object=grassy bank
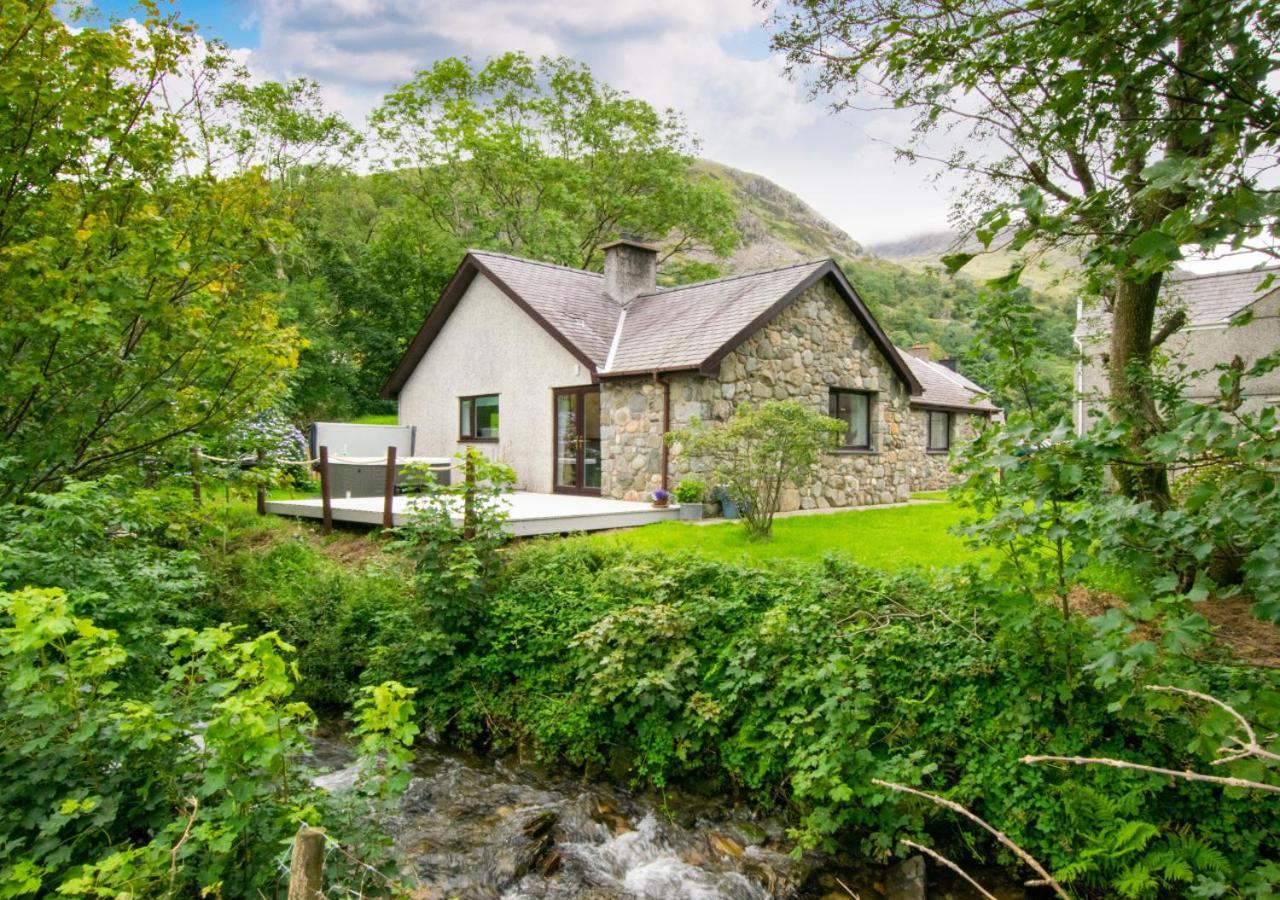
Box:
[589,500,983,570]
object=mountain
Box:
[692,161,1076,411]
[868,229,1083,299]
[694,160,1073,351]
[694,160,866,270]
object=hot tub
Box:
[324,456,453,499]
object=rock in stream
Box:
[309,736,1023,900]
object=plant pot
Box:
[720,498,739,519]
[651,500,669,509]
[677,503,703,521]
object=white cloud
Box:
[235,0,959,243]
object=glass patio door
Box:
[553,386,601,494]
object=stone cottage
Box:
[382,241,999,508]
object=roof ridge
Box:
[1170,263,1280,283]
[467,248,603,278]
[637,257,830,297]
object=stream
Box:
[309,734,1026,900]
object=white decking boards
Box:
[264,491,679,537]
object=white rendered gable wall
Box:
[397,274,589,493]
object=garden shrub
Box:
[385,540,1279,896]
[206,534,413,711]
[0,587,415,898]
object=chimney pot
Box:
[939,357,957,372]
[603,238,658,307]
[908,343,931,361]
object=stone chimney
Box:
[602,238,658,307]
[908,343,931,361]
[938,357,958,372]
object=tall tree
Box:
[0,2,300,499]
[369,52,739,271]
[766,0,1280,506]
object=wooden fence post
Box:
[191,447,203,506]
[255,449,266,516]
[287,827,325,900]
[463,454,476,541]
[382,445,396,530]
[319,446,332,535]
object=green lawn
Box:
[589,501,984,571]
[351,413,398,425]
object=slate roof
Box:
[607,260,830,373]
[1076,265,1280,336]
[383,250,997,415]
[902,353,1000,412]
[469,252,616,367]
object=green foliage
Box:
[957,285,1074,421]
[673,479,707,504]
[0,480,211,682]
[769,0,1279,506]
[1,588,305,897]
[370,52,738,270]
[0,5,300,499]
[671,400,843,539]
[353,682,420,807]
[379,542,1278,894]
[954,418,1099,611]
[204,529,414,711]
[382,449,516,666]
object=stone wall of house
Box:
[601,278,922,508]
[599,378,666,501]
[906,409,988,492]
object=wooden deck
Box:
[263,491,681,537]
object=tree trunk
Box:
[1108,272,1173,510]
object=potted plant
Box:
[712,485,740,519]
[650,488,671,508]
[674,479,705,520]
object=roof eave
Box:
[910,399,999,414]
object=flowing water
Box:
[310,734,1023,900]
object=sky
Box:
[78,1,1270,271]
[81,0,961,248]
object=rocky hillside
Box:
[694,160,866,271]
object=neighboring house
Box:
[382,240,999,509]
[1075,266,1280,433]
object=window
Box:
[829,389,872,449]
[927,410,951,451]
[459,394,499,441]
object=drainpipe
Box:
[656,372,671,492]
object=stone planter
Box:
[677,503,703,521]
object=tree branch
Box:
[871,780,1072,899]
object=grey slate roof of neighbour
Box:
[383,249,997,414]
[1076,265,1280,336]
[902,353,1000,412]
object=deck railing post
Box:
[287,827,325,899]
[319,446,332,535]
[382,445,396,531]
[191,447,202,506]
[255,449,267,516]
[463,455,476,541]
